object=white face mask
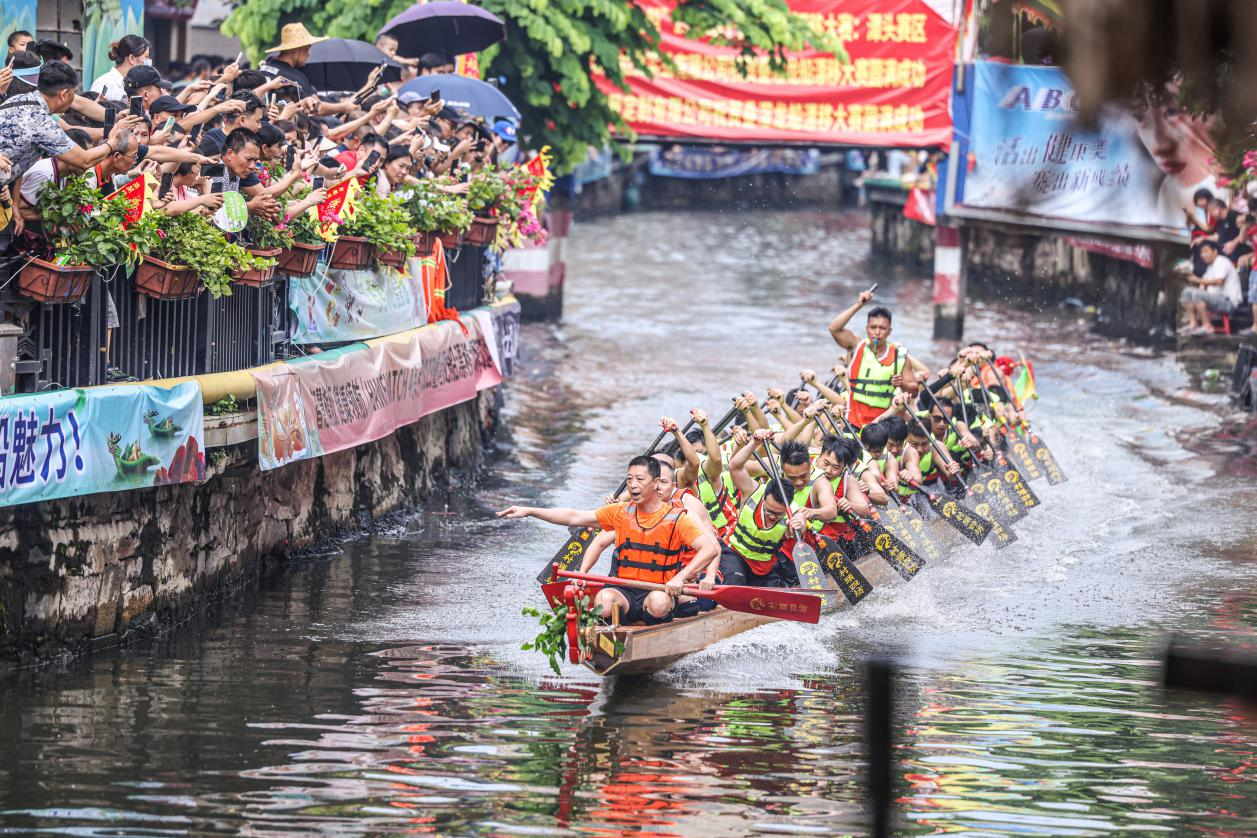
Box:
[141,57,152,66]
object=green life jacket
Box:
[944,429,973,464]
[847,338,904,409]
[728,484,789,569]
[898,448,935,497]
[696,463,731,529]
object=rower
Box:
[498,456,719,624]
[827,288,930,428]
[927,396,981,476]
[719,431,827,588]
[897,418,963,512]
[809,435,875,552]
[880,415,909,459]
[854,422,898,505]
[674,409,738,539]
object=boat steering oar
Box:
[557,570,822,624]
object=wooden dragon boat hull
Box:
[584,608,777,676]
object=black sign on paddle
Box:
[812,534,872,605]
[1030,435,1068,485]
[970,498,1018,549]
[536,527,595,584]
[926,493,994,546]
[1001,465,1041,513]
[864,520,925,580]
[1008,436,1045,481]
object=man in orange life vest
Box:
[827,288,930,428]
[498,456,720,625]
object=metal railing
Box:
[7,244,490,394]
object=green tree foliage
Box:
[223,0,844,172]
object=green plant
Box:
[148,213,268,298]
[36,175,155,267]
[521,592,624,675]
[403,178,474,233]
[287,211,327,246]
[208,394,239,415]
[341,183,416,261]
[245,213,295,251]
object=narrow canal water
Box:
[3,210,1257,836]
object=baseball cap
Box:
[123,65,163,94]
[492,119,517,144]
[149,95,195,116]
[398,91,425,105]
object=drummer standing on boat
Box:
[827,288,930,428]
[498,456,720,624]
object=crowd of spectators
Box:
[1182,186,1257,336]
[0,24,523,378]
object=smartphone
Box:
[377,86,392,98]
[429,89,440,102]
[216,87,228,102]
[285,144,296,169]
[129,96,143,117]
[158,171,174,198]
[266,93,276,109]
[160,116,175,133]
[210,181,224,194]
[200,162,225,179]
[103,105,117,134]
[188,124,204,144]
[866,282,879,295]
[318,155,340,169]
[362,149,381,170]
[312,176,325,190]
[235,51,245,67]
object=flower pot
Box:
[464,216,499,247]
[232,247,281,288]
[412,231,438,253]
[17,258,95,303]
[329,235,375,271]
[438,230,463,251]
[135,256,201,300]
[276,241,324,278]
[376,246,409,270]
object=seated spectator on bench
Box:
[1182,240,1243,334]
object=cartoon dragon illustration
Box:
[143,410,183,437]
[107,431,160,477]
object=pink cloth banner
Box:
[254,305,512,471]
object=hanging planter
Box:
[232,247,281,287]
[17,258,95,303]
[438,230,463,251]
[275,241,324,278]
[376,246,409,270]
[463,216,499,247]
[412,231,438,253]
[328,235,375,271]
[134,256,201,300]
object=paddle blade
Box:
[927,493,993,546]
[865,521,925,580]
[1008,435,1045,481]
[1029,435,1067,484]
[708,584,822,624]
[999,463,1041,513]
[812,534,873,605]
[883,506,942,563]
[968,469,1027,524]
[541,580,605,610]
[536,527,596,585]
[969,498,1018,549]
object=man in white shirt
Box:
[1182,240,1242,334]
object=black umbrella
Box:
[378,2,506,58]
[303,38,402,92]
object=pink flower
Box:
[156,229,167,239]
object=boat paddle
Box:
[976,359,1067,485]
[557,570,822,624]
[969,362,1049,483]
[818,404,944,563]
[752,445,846,605]
[840,470,925,581]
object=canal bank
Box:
[2,208,1254,835]
[0,297,521,666]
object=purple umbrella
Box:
[378,2,506,58]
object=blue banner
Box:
[648,146,821,180]
[958,61,1217,236]
[288,261,429,344]
[0,383,205,508]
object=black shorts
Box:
[674,596,718,618]
[717,545,799,589]
[606,585,673,625]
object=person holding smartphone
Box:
[122,65,164,113]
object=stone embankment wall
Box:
[0,391,498,665]
[867,183,934,267]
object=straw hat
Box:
[266,23,328,54]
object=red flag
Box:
[106,175,148,228]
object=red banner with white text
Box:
[599,0,960,147]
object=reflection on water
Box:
[2,210,1257,835]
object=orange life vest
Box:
[612,502,689,584]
